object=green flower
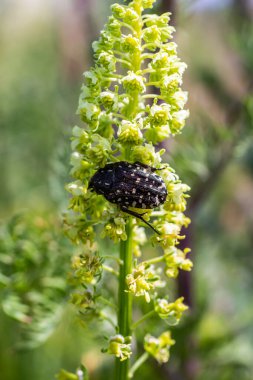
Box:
[107,334,132,361]
[71,126,89,152]
[70,289,95,310]
[155,297,188,325]
[142,0,156,8]
[126,263,164,303]
[144,331,175,364]
[101,217,127,242]
[122,72,146,93]
[118,120,143,145]
[164,247,193,278]
[132,143,164,166]
[122,35,141,53]
[143,25,161,44]
[70,253,103,285]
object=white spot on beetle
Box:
[132,188,136,194]
[132,201,137,207]
[142,204,146,209]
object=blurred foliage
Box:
[0,1,253,380]
[0,211,72,349]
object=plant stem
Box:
[128,352,149,378]
[131,310,156,330]
[115,219,133,380]
[115,2,142,379]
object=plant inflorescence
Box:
[63,0,192,378]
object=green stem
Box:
[115,2,142,379]
[99,311,117,329]
[131,310,156,330]
[144,254,165,266]
[115,219,133,380]
[128,353,149,378]
[102,264,119,277]
[98,296,117,310]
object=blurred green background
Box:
[1,0,253,379]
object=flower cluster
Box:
[64,0,192,368]
[70,252,103,285]
[155,297,188,325]
[164,246,193,278]
[65,0,190,245]
[107,334,132,361]
[126,262,164,303]
[144,331,175,364]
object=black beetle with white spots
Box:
[88,161,167,234]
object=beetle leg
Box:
[120,206,160,235]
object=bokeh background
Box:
[1,0,253,379]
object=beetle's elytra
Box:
[88,161,167,234]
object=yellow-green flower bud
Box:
[122,71,146,93]
[132,143,163,166]
[145,125,170,144]
[118,120,143,144]
[143,25,161,44]
[142,0,156,9]
[71,126,89,151]
[170,90,188,110]
[121,34,140,53]
[107,16,121,37]
[101,217,127,242]
[107,334,132,361]
[126,263,164,303]
[84,70,98,86]
[144,331,175,364]
[151,51,170,69]
[78,101,100,124]
[124,8,139,23]
[111,4,126,19]
[99,91,116,110]
[97,51,116,72]
[164,246,193,278]
[170,110,190,134]
[66,181,86,197]
[155,297,188,325]
[150,103,171,125]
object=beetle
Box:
[88,161,167,234]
